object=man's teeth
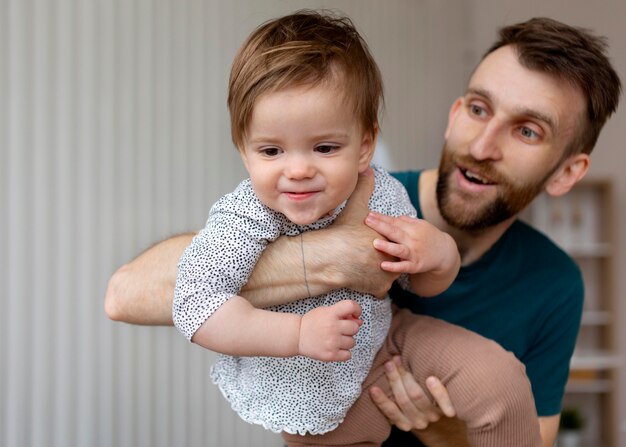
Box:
[464,170,490,184]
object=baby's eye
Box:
[261,147,281,157]
[315,144,339,154]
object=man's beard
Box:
[435,146,551,231]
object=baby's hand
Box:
[366,212,456,274]
[365,212,460,296]
[298,300,362,362]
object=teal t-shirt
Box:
[389,170,583,417]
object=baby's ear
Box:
[545,153,590,197]
[358,129,377,172]
[239,148,250,171]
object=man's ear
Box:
[358,127,378,172]
[545,153,590,197]
[444,97,464,139]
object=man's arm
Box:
[104,233,194,325]
[103,229,376,325]
[539,415,559,447]
[104,171,397,324]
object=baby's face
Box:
[239,83,375,225]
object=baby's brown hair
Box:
[228,10,383,149]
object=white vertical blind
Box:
[0,1,468,446]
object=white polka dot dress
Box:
[173,165,416,435]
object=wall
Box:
[0,1,468,446]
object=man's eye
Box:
[315,145,338,154]
[261,147,280,156]
[520,127,539,140]
[470,104,486,117]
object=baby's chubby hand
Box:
[298,300,362,362]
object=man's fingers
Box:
[426,376,456,417]
[352,168,375,206]
[392,361,434,412]
[385,360,414,410]
[369,386,413,432]
[387,358,445,427]
[337,169,374,224]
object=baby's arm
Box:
[364,212,460,296]
[191,296,362,362]
[173,188,363,362]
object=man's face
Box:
[437,45,586,231]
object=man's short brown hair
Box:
[228,10,383,149]
[485,17,621,156]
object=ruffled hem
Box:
[237,411,344,436]
[212,374,350,435]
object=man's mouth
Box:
[460,167,495,185]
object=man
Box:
[105,17,621,447]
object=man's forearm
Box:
[104,233,195,325]
[103,229,343,323]
[105,224,390,323]
[243,229,347,307]
[103,229,347,323]
[104,171,386,321]
[245,219,397,307]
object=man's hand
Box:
[225,170,400,309]
[298,300,362,362]
[316,169,399,297]
[369,356,456,431]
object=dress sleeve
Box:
[173,184,281,340]
[370,165,417,219]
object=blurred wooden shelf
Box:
[526,180,618,447]
[570,352,621,370]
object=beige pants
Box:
[282,308,542,447]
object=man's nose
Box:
[468,122,503,161]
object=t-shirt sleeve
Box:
[173,184,281,340]
[522,268,584,416]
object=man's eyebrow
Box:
[515,107,557,133]
[466,87,556,132]
[466,87,490,100]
